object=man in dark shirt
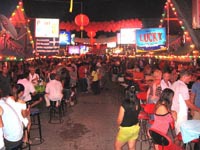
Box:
[0,66,11,97]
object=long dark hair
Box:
[124,94,140,111]
[12,84,24,102]
[156,88,174,111]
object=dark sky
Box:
[21,0,165,22]
[0,0,166,37]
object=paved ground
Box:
[28,81,150,150]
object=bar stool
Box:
[49,100,63,124]
[137,104,155,150]
[60,99,67,116]
[136,91,147,109]
[137,110,150,150]
[30,108,44,145]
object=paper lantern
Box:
[87,31,96,38]
[75,14,89,30]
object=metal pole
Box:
[81,1,83,38]
[167,0,170,52]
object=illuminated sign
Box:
[59,31,71,45]
[117,28,140,44]
[80,45,89,54]
[35,18,59,38]
[68,46,80,54]
[136,28,167,52]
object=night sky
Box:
[0,0,166,37]
[19,0,166,22]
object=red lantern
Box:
[90,38,95,45]
[75,14,89,30]
[87,31,96,38]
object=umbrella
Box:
[0,14,18,39]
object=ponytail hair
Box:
[12,84,24,102]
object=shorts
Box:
[116,124,140,143]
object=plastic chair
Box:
[144,103,155,125]
[136,91,147,109]
[137,104,155,150]
[137,110,150,150]
[149,128,172,150]
[177,132,199,150]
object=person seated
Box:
[147,69,162,104]
[150,88,178,150]
[6,84,31,146]
[29,66,39,86]
[17,72,43,108]
[0,90,23,149]
[45,73,63,108]
[0,106,5,150]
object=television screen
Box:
[71,34,75,45]
[68,46,80,54]
[35,18,59,38]
[59,31,71,45]
[80,45,89,54]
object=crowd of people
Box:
[114,57,200,150]
[0,56,199,149]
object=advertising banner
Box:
[35,37,59,53]
[35,18,59,38]
[59,31,71,45]
[136,28,167,52]
[117,28,140,44]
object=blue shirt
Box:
[191,81,200,107]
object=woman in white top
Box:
[0,106,5,150]
[6,84,30,145]
[0,97,23,149]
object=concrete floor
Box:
[27,82,151,150]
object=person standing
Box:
[115,95,141,150]
[0,66,11,97]
[91,65,101,95]
[161,71,172,90]
[190,76,200,120]
[171,70,200,143]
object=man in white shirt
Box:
[45,73,63,107]
[29,66,39,86]
[17,72,42,107]
[171,70,200,144]
[161,71,172,90]
[17,72,36,103]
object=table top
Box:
[180,120,200,143]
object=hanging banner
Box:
[192,0,200,29]
[136,28,167,52]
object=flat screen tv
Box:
[68,46,80,54]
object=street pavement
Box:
[28,82,150,150]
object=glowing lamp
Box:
[75,14,89,30]
[87,31,96,38]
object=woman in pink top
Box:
[150,88,177,150]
